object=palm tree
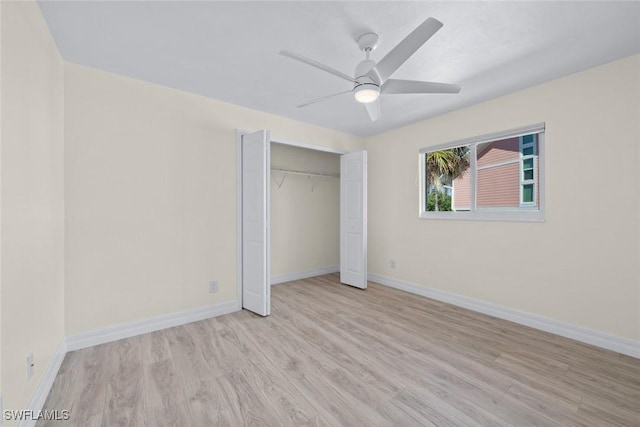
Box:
[426,147,470,211]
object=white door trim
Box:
[271,136,348,155]
[236,130,244,310]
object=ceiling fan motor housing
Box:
[355,59,380,86]
[354,59,380,103]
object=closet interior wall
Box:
[270,143,340,281]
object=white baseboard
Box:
[65,300,239,352]
[18,339,67,427]
[368,273,640,359]
[271,266,339,285]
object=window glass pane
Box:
[524,169,534,180]
[477,136,519,168]
[523,158,534,169]
[425,145,471,211]
[522,134,534,144]
[477,163,520,209]
[522,146,534,156]
[522,184,534,203]
[477,137,524,209]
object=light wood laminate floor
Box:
[40,274,640,426]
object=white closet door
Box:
[242,130,270,316]
[340,151,367,289]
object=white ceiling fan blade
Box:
[373,17,443,82]
[280,50,354,83]
[364,98,381,122]
[297,90,353,108]
[382,79,461,94]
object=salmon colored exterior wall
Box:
[477,162,520,207]
[477,137,520,167]
[453,170,471,210]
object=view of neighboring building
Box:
[452,134,539,211]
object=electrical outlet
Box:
[208,280,219,293]
[27,353,34,380]
[390,259,396,269]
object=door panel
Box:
[340,151,367,289]
[242,130,270,315]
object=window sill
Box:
[419,210,545,222]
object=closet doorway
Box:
[271,142,341,286]
[237,130,367,316]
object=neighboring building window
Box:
[419,124,544,221]
[520,134,537,206]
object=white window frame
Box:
[419,123,545,222]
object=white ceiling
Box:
[38,1,640,137]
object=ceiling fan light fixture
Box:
[354,84,380,103]
[281,17,459,122]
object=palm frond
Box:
[426,147,470,187]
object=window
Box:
[520,135,537,206]
[419,123,544,221]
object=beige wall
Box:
[0,0,4,404]
[64,63,363,335]
[0,0,4,403]
[1,0,65,419]
[271,144,340,278]
[367,54,640,341]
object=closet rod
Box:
[271,168,339,179]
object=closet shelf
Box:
[271,168,339,179]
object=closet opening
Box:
[270,142,342,285]
[237,130,367,316]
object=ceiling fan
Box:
[280,17,461,122]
